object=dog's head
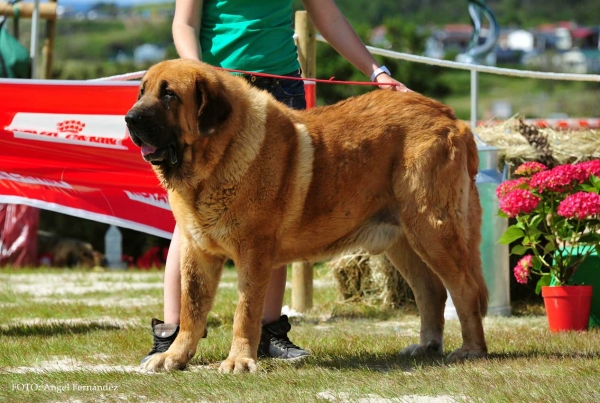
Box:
[125,59,232,170]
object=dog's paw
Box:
[218,357,258,374]
[446,347,487,363]
[399,342,443,358]
[141,352,188,372]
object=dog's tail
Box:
[460,121,489,317]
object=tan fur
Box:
[126,59,488,373]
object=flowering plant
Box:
[497,160,600,293]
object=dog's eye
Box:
[159,80,178,102]
[161,87,177,99]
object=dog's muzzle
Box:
[125,110,179,166]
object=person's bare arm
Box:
[173,0,203,60]
[301,0,409,91]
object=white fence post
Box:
[470,70,479,128]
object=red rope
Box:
[214,66,398,87]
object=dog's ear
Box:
[196,77,232,137]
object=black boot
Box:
[258,315,310,360]
[140,318,179,365]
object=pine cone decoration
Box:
[518,119,556,167]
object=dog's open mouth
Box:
[140,142,178,166]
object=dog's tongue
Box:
[141,143,157,156]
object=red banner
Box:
[0,78,174,239]
[0,204,40,266]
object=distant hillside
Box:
[294,0,600,28]
[57,0,600,28]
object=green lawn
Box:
[1,266,599,403]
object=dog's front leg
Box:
[219,253,272,374]
[143,241,225,372]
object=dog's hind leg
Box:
[395,146,487,361]
[142,241,225,372]
[398,198,488,362]
[385,235,447,357]
[393,125,487,361]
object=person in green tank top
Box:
[200,0,300,74]
[141,0,409,366]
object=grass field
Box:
[1,266,599,403]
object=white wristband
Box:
[370,66,391,82]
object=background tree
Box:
[315,17,450,105]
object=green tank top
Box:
[200,0,300,74]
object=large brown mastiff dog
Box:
[125,59,488,373]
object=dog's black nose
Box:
[125,110,142,126]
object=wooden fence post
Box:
[291,10,316,313]
[295,10,317,109]
[42,0,57,79]
[295,10,316,79]
[0,2,58,19]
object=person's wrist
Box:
[370,66,391,82]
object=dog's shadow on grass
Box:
[0,322,122,337]
[261,349,600,373]
[262,352,447,373]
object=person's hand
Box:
[375,74,410,92]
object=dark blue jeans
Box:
[244,70,306,111]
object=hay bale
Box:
[327,250,414,308]
[475,117,600,169]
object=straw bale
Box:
[475,117,600,169]
[327,250,414,308]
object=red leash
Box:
[214,66,399,87]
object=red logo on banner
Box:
[57,120,86,133]
[6,113,129,150]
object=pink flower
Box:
[514,255,532,284]
[530,164,588,193]
[514,162,548,177]
[557,191,600,219]
[499,189,541,217]
[496,177,530,198]
[575,159,600,180]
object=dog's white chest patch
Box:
[186,223,204,245]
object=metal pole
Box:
[470,69,478,129]
[30,0,41,78]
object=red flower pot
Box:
[542,285,593,332]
